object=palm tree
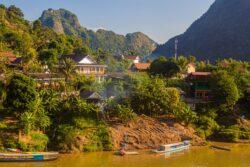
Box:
[20,112,36,135]
[59,58,77,82]
[27,97,51,132]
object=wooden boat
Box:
[152,140,190,154]
[210,145,231,151]
[123,151,139,155]
[0,152,59,162]
[115,150,139,156]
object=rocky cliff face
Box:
[152,0,250,61]
[40,9,157,56]
[40,8,81,35]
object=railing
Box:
[194,85,210,90]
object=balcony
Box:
[194,85,210,90]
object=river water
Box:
[1,143,250,167]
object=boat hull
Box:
[0,152,59,162]
[152,145,190,154]
[152,141,190,154]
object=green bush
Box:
[196,116,220,139]
[217,126,250,142]
[115,105,137,123]
[55,124,79,152]
[173,103,197,125]
[217,126,239,142]
[0,121,7,130]
[73,118,97,129]
[0,139,4,151]
[18,132,49,152]
[106,101,137,123]
[83,125,113,152]
[3,136,17,148]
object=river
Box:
[1,143,250,167]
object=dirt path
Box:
[109,115,205,150]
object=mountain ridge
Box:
[152,0,250,61]
[39,8,157,56]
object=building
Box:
[60,54,107,82]
[187,72,211,100]
[28,73,65,83]
[123,55,140,64]
[80,90,102,104]
[187,63,196,74]
[130,63,151,72]
[185,72,212,109]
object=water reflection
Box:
[1,143,250,167]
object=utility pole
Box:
[175,38,178,60]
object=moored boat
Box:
[152,140,190,154]
[0,152,59,162]
[115,150,139,156]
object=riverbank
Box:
[109,115,205,150]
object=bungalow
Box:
[60,54,107,82]
[131,63,151,72]
[80,90,102,104]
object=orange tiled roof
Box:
[190,72,211,76]
[134,63,151,70]
[0,51,18,63]
[125,56,139,60]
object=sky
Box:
[1,0,215,43]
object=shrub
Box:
[217,126,250,142]
[197,116,220,139]
[217,126,240,142]
[3,136,17,148]
[73,118,97,129]
[0,139,4,151]
[173,103,197,125]
[0,121,7,130]
[110,104,136,123]
[83,125,113,152]
[18,132,49,152]
[54,124,79,152]
[130,77,182,116]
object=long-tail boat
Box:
[152,140,190,154]
[0,152,59,162]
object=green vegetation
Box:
[39,9,157,57]
[0,4,249,153]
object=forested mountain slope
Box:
[152,0,250,61]
[40,9,157,56]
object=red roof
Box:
[125,55,139,60]
[190,72,211,76]
[0,51,18,63]
[133,63,151,70]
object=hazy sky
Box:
[1,0,215,43]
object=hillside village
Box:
[0,4,249,153]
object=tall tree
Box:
[149,57,180,77]
[4,73,37,116]
[210,70,239,113]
